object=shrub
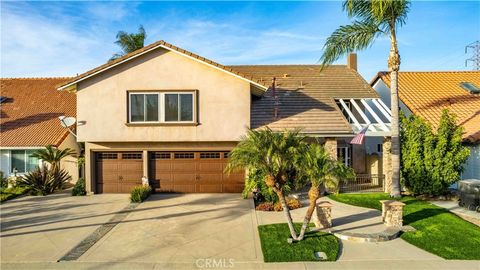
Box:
[72,178,86,196]
[130,185,152,203]
[400,110,470,195]
[256,198,302,212]
[17,165,71,196]
[273,198,302,211]
[255,202,274,211]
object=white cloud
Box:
[0,2,138,77]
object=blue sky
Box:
[1,1,479,81]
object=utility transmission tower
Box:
[465,40,480,70]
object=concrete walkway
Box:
[430,200,480,226]
[255,197,442,261]
[0,191,130,262]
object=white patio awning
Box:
[335,98,392,137]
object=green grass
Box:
[329,193,480,260]
[258,223,339,262]
[0,186,29,202]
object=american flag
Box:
[350,125,369,145]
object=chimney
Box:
[347,53,357,71]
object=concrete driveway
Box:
[0,191,130,262]
[79,194,262,264]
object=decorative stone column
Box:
[381,200,405,228]
[382,137,393,194]
[324,138,337,161]
[315,201,333,229]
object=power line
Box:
[465,40,480,70]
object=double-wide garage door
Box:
[95,151,244,193]
[149,151,244,193]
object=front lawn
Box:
[258,223,339,262]
[329,193,480,260]
[0,186,29,202]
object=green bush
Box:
[17,165,71,196]
[1,186,29,202]
[130,185,152,203]
[400,110,470,195]
[72,178,86,196]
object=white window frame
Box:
[128,91,196,124]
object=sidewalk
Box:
[430,200,480,226]
[2,259,479,270]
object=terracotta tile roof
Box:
[0,77,76,147]
[374,71,480,143]
[229,65,379,134]
[57,40,269,91]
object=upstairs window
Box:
[165,93,194,122]
[129,92,195,123]
[130,94,159,122]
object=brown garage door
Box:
[95,152,143,193]
[149,151,244,193]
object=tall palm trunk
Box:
[274,188,298,240]
[295,185,320,241]
[388,25,401,198]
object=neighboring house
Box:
[0,78,79,182]
[371,71,480,180]
[57,40,394,194]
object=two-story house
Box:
[57,40,393,194]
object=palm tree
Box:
[110,25,146,61]
[295,144,354,241]
[320,0,411,197]
[226,128,307,240]
[30,145,76,171]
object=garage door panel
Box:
[173,173,196,183]
[198,173,223,183]
[198,162,224,172]
[172,162,196,172]
[198,184,222,193]
[172,185,196,193]
[100,183,119,193]
[95,152,143,193]
[222,184,244,193]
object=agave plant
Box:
[18,164,71,196]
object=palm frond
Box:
[320,20,380,67]
[111,25,147,60]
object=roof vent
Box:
[460,82,480,94]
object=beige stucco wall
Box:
[76,48,252,143]
[58,133,80,183]
[84,141,239,193]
